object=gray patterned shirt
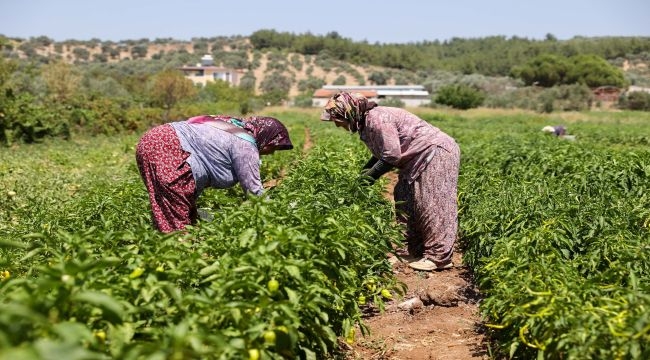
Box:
[170,121,263,196]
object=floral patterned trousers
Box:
[394,144,461,266]
[135,124,196,233]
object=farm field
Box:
[1,108,649,359]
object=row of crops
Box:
[0,114,405,360]
[444,112,650,359]
[2,109,650,359]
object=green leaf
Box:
[33,338,108,360]
[238,228,256,247]
[0,238,28,249]
[199,261,220,276]
[72,291,124,324]
[285,287,300,305]
[20,247,44,261]
[284,265,302,280]
[51,321,94,344]
[108,323,135,356]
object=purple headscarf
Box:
[320,92,378,133]
[243,116,293,151]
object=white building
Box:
[178,55,244,87]
[313,85,431,107]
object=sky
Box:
[1,0,649,44]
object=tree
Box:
[148,70,197,119]
[619,91,650,111]
[41,60,81,103]
[0,56,18,144]
[511,54,570,87]
[239,71,257,92]
[368,71,387,85]
[435,84,485,110]
[332,75,346,86]
[72,47,90,61]
[298,76,325,93]
[259,72,291,104]
[198,79,250,104]
[566,54,627,88]
[131,45,149,59]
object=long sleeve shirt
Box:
[359,107,458,183]
[169,121,263,196]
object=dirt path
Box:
[345,172,488,360]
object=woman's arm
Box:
[231,142,264,196]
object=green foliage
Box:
[0,57,73,145]
[197,79,249,104]
[1,93,70,144]
[289,54,303,71]
[484,84,593,112]
[259,72,291,103]
[367,71,387,85]
[297,76,325,93]
[83,76,132,101]
[539,84,594,112]
[250,30,650,76]
[3,108,650,359]
[511,54,570,87]
[292,94,313,108]
[441,111,650,359]
[0,118,404,359]
[3,33,650,145]
[238,71,257,92]
[332,75,346,86]
[434,84,485,109]
[223,51,250,69]
[619,91,650,111]
[512,54,628,88]
[41,61,82,103]
[567,54,628,87]
[72,47,90,61]
[147,69,197,114]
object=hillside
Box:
[2,34,650,116]
[2,37,393,97]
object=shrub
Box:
[435,84,485,109]
[542,84,593,112]
[619,91,650,111]
[293,94,314,107]
[332,75,346,85]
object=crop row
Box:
[448,114,650,359]
[0,119,403,359]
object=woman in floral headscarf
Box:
[136,114,293,232]
[321,92,460,271]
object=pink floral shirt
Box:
[359,107,457,183]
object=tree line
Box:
[249,30,650,76]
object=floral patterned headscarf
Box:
[188,114,293,151]
[320,92,378,133]
[243,116,294,151]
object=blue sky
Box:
[1,0,648,44]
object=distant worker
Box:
[542,125,576,140]
[320,92,460,271]
[136,114,294,232]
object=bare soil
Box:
[343,172,488,360]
